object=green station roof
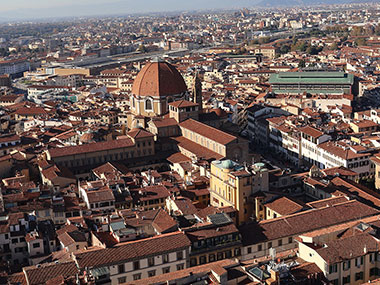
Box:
[269,72,354,85]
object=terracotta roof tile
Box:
[264,196,304,216]
[23,261,79,285]
[179,119,236,145]
[48,138,134,158]
[132,61,187,97]
[74,231,190,269]
[240,200,379,245]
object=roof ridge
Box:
[260,200,356,225]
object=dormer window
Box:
[145,98,153,111]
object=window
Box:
[148,257,154,266]
[225,250,232,258]
[148,270,156,277]
[176,251,183,260]
[370,267,378,276]
[133,261,140,270]
[343,275,350,284]
[355,272,364,281]
[118,277,126,284]
[133,274,141,281]
[177,263,184,271]
[268,242,272,249]
[278,239,282,246]
[258,244,262,251]
[343,260,350,271]
[162,267,170,274]
[118,264,125,274]
[145,98,153,111]
[329,264,337,274]
[163,254,169,263]
[288,237,292,243]
[209,254,215,262]
[247,247,252,254]
[190,258,197,266]
[355,256,364,267]
[11,238,18,244]
[331,279,338,285]
[217,252,224,260]
[32,243,40,248]
[199,255,207,264]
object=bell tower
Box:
[192,73,203,112]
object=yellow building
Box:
[209,160,269,225]
[210,160,252,225]
[370,154,380,190]
[254,46,276,59]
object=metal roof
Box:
[269,72,354,85]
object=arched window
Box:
[145,98,153,111]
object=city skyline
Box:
[0,0,259,21]
[1,2,380,284]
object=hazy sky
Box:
[0,0,258,20]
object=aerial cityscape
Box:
[2,1,380,284]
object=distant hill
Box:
[258,0,379,7]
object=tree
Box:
[330,42,339,50]
[258,36,271,44]
[279,44,291,54]
[306,45,323,55]
[355,38,367,46]
[291,40,307,52]
[298,59,306,68]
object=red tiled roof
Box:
[317,232,379,264]
[240,200,379,245]
[167,152,191,164]
[125,259,238,285]
[172,136,224,160]
[132,61,187,97]
[86,188,115,203]
[23,261,79,285]
[299,126,324,138]
[48,138,134,158]
[127,128,154,139]
[179,119,236,145]
[169,100,198,108]
[74,231,190,268]
[264,196,304,216]
[150,117,178,128]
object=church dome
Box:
[132,60,187,98]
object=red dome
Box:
[132,60,187,97]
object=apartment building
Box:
[74,232,191,284]
[178,119,249,163]
[45,132,155,175]
[239,200,379,261]
[297,216,380,284]
[209,159,269,224]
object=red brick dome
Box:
[132,60,187,97]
